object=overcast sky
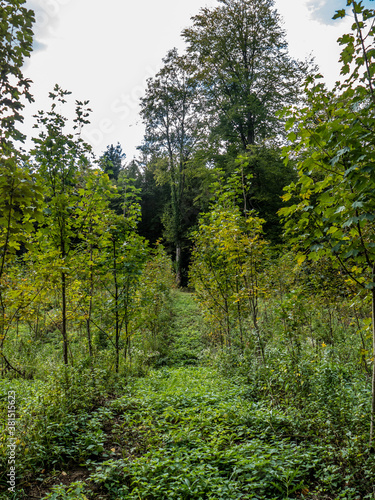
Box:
[21,0,373,161]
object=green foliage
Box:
[203,345,374,497]
[31,85,110,365]
[2,2,375,499]
[0,164,44,365]
[132,244,174,366]
[1,279,375,498]
[0,0,34,146]
[190,175,267,353]
[99,196,149,372]
[279,0,375,445]
[0,363,120,485]
[100,142,125,181]
[139,48,204,285]
[167,290,206,366]
[88,367,322,499]
[57,364,371,499]
[137,160,171,245]
[236,146,298,242]
[41,481,88,500]
[0,1,45,375]
[279,1,375,288]
[182,0,308,151]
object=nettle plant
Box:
[279,0,375,445]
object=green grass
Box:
[93,366,322,499]
[166,290,206,366]
[1,291,375,499]
[35,365,346,499]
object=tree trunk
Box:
[243,274,264,363]
[113,240,120,374]
[175,244,182,287]
[0,301,5,376]
[124,299,129,363]
[0,292,5,353]
[369,284,375,447]
[86,244,94,358]
[61,271,68,365]
[224,298,231,347]
[235,278,244,353]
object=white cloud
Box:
[305,0,375,25]
[275,0,353,87]
[305,0,343,25]
[26,0,73,53]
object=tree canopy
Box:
[183,0,308,152]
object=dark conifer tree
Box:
[100,143,125,180]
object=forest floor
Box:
[6,292,368,499]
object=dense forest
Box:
[1,0,375,498]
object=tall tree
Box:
[100,186,148,373]
[32,86,94,365]
[279,0,375,446]
[0,0,34,148]
[139,48,203,285]
[236,146,297,242]
[100,143,126,180]
[0,0,45,375]
[137,159,170,245]
[182,0,307,152]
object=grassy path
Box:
[167,291,206,366]
[16,292,333,499]
[84,366,321,500]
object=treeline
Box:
[0,3,175,375]
[1,82,175,374]
[3,0,375,496]
[2,0,375,443]
[129,0,309,283]
[0,0,308,373]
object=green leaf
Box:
[330,146,350,166]
[358,213,375,222]
[342,216,359,227]
[352,200,364,209]
[333,9,346,19]
[332,241,344,253]
[344,248,360,258]
[311,243,323,252]
[335,206,346,214]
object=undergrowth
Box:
[1,292,375,499]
